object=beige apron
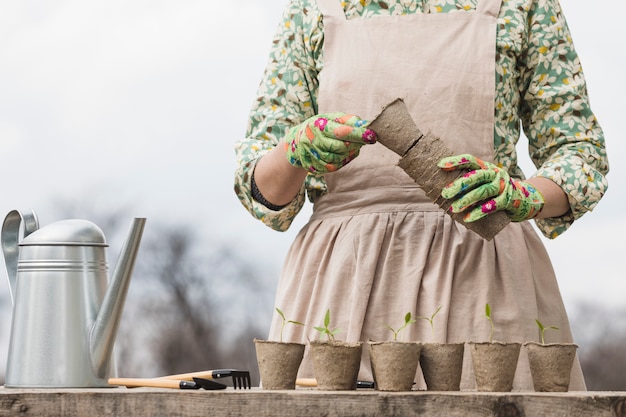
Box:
[268,0,585,391]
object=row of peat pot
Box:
[254,339,578,392]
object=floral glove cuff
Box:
[438,154,545,222]
[285,113,377,173]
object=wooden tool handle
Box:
[295,378,317,387]
[108,377,183,389]
[158,370,214,381]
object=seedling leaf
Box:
[386,312,417,341]
[275,307,304,343]
[315,309,340,342]
[535,318,559,345]
[485,303,494,343]
[416,305,442,340]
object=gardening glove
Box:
[285,113,377,173]
[438,154,545,222]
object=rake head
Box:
[210,369,251,389]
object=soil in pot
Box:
[419,342,464,391]
[368,341,421,391]
[469,342,521,392]
[254,339,305,390]
[524,342,578,392]
[309,340,362,390]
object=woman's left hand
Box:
[438,154,545,222]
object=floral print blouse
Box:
[234,0,609,239]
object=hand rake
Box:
[162,368,251,389]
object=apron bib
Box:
[317,0,498,201]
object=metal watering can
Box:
[1,209,146,387]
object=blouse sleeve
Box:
[233,0,325,231]
[519,0,609,238]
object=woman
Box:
[234,0,608,390]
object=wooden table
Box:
[1,387,625,416]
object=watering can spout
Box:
[90,217,146,377]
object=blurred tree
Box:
[580,336,626,391]
[570,302,626,391]
[116,224,272,385]
[132,225,223,374]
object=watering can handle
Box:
[1,209,39,305]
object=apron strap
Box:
[318,0,501,20]
[477,0,503,18]
[316,0,346,20]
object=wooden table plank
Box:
[1,388,625,417]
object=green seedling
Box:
[314,309,341,342]
[275,307,304,343]
[535,319,559,345]
[485,303,494,343]
[417,305,442,340]
[386,312,417,341]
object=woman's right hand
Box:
[285,113,377,173]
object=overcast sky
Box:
[0,0,623,339]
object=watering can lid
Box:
[20,219,108,246]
